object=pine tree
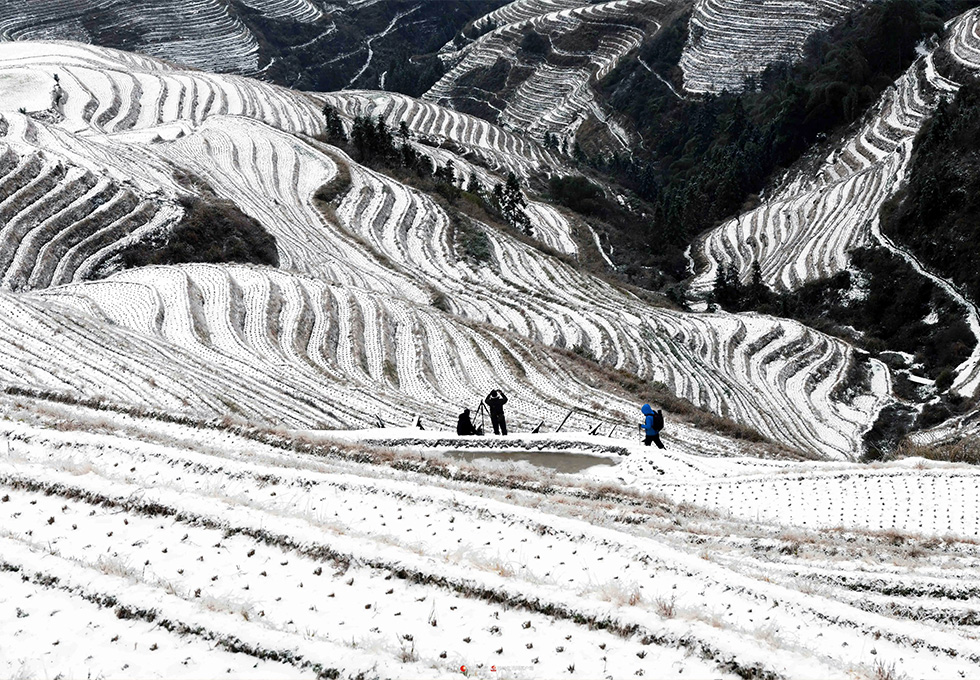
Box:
[351,115,372,160]
[747,261,769,306]
[466,173,483,195]
[322,104,347,144]
[750,261,764,289]
[496,172,532,236]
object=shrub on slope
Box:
[116,195,279,269]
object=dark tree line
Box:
[711,262,770,310]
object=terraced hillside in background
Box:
[690,9,980,405]
[0,0,503,93]
[425,0,679,149]
[679,0,870,93]
[0,39,892,458]
[0,0,303,74]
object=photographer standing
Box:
[485,389,509,435]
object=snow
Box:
[0,0,323,77]
[0,6,978,677]
[0,396,979,679]
[0,68,54,112]
[690,9,980,407]
[680,0,871,94]
[0,40,900,457]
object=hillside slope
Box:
[0,395,978,679]
[679,0,870,93]
[689,9,980,401]
[0,40,891,458]
[0,0,503,94]
[424,0,678,149]
[0,0,278,73]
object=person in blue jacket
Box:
[640,403,666,449]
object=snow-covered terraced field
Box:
[0,139,180,291]
[3,25,980,674]
[690,9,980,396]
[646,457,980,537]
[323,149,888,458]
[680,0,869,94]
[471,0,589,35]
[27,257,883,460]
[36,263,644,433]
[0,40,896,458]
[0,41,325,137]
[320,90,565,180]
[1,397,979,679]
[689,12,976,293]
[317,92,582,255]
[426,0,668,147]
[947,6,980,69]
[159,117,436,293]
[0,0,322,75]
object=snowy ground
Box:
[1,394,978,680]
[0,40,892,459]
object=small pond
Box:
[445,450,616,474]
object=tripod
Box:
[474,401,488,434]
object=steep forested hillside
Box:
[881,79,980,305]
[595,0,971,266]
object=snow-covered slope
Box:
[679,0,870,94]
[2,19,980,680]
[0,40,892,458]
[320,90,565,180]
[0,140,180,291]
[689,48,956,295]
[0,0,323,75]
[689,10,980,397]
[425,0,671,148]
[0,41,324,135]
[33,263,642,432]
[316,90,583,256]
[1,397,978,679]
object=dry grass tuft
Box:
[654,595,676,618]
[598,581,643,607]
[872,660,905,680]
[893,438,980,465]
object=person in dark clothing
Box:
[457,408,478,436]
[485,389,508,435]
[641,403,666,449]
